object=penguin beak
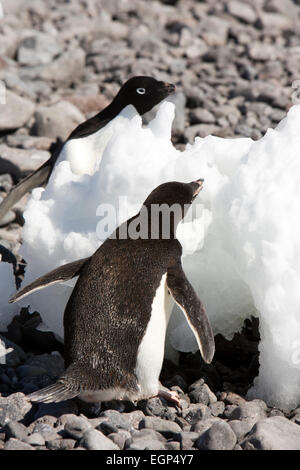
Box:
[160,82,176,94]
[191,179,204,199]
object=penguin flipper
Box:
[0,163,51,223]
[28,382,79,403]
[9,257,90,303]
[167,264,215,364]
[0,138,63,223]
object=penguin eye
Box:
[136,88,146,95]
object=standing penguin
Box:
[0,76,175,222]
[10,180,214,404]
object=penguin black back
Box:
[10,180,215,404]
[0,76,175,223]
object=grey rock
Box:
[248,43,278,62]
[227,400,267,423]
[17,32,62,66]
[39,48,85,87]
[24,432,45,446]
[229,419,255,441]
[191,417,223,433]
[138,396,174,420]
[258,12,293,31]
[199,17,229,47]
[195,420,237,450]
[0,31,19,58]
[124,410,145,429]
[127,429,166,450]
[183,403,211,425]
[33,422,55,435]
[268,409,285,418]
[0,173,13,192]
[99,410,133,434]
[0,91,35,131]
[5,420,28,441]
[188,378,216,405]
[0,144,50,175]
[4,438,35,450]
[5,134,53,151]
[210,401,225,417]
[80,429,119,450]
[64,415,92,440]
[242,416,300,450]
[139,416,181,438]
[47,439,76,450]
[227,1,257,24]
[0,393,32,427]
[34,101,85,140]
[108,430,131,450]
[177,431,200,443]
[165,441,181,450]
[189,108,216,125]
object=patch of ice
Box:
[5,101,300,409]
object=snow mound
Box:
[7,101,300,409]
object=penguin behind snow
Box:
[10,180,215,405]
[0,76,175,222]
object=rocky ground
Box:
[0,0,300,451]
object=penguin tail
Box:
[28,381,79,403]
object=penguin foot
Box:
[157,389,181,407]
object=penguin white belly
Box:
[135,273,174,399]
[56,126,114,176]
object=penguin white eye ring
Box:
[136,87,146,95]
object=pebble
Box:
[183,403,211,425]
[139,416,182,438]
[47,438,76,450]
[127,429,166,451]
[64,415,92,440]
[17,32,63,67]
[0,91,35,132]
[5,421,28,441]
[80,429,119,450]
[24,432,45,446]
[195,420,237,450]
[34,101,85,140]
[4,438,35,450]
[0,393,32,427]
[39,48,86,87]
[242,416,300,450]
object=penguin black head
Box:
[137,180,204,240]
[115,180,203,241]
[113,76,176,115]
[143,180,204,209]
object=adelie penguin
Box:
[10,180,215,405]
[0,76,175,222]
